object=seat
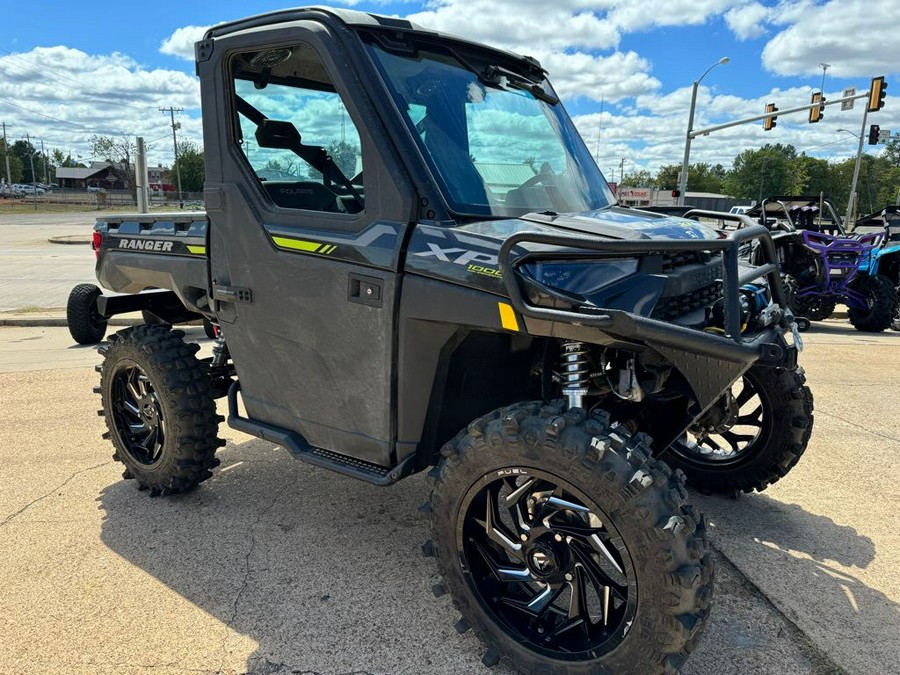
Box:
[262,181,346,213]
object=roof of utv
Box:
[201,6,543,72]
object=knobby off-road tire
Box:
[848,274,897,333]
[67,283,108,344]
[428,402,713,675]
[96,324,224,496]
[664,366,813,494]
[781,274,836,321]
[892,285,900,331]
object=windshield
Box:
[365,38,614,218]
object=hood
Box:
[446,206,721,243]
[519,206,722,241]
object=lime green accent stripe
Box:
[186,245,206,255]
[272,236,322,252]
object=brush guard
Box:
[796,230,884,310]
[498,219,795,369]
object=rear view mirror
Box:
[255,119,301,150]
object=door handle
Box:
[348,273,383,308]
[213,284,253,304]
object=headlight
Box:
[519,258,639,296]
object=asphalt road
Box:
[1,212,897,674]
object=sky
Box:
[0,0,896,182]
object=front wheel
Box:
[847,274,897,333]
[430,402,712,674]
[663,366,813,494]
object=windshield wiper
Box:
[480,65,559,105]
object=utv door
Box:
[200,23,415,467]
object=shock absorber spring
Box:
[211,334,230,368]
[560,341,590,410]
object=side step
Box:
[226,382,413,486]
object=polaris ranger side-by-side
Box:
[84,8,813,673]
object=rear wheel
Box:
[848,274,896,332]
[430,402,712,674]
[97,324,223,495]
[663,366,813,493]
[66,283,108,344]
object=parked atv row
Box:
[734,197,899,332]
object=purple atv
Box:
[784,229,897,332]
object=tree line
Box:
[0,135,206,193]
[620,141,900,215]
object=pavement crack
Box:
[0,460,111,528]
[219,488,285,670]
[817,409,900,444]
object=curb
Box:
[0,317,142,328]
[48,235,92,245]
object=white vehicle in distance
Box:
[729,205,752,215]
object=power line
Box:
[0,97,130,136]
[0,47,152,111]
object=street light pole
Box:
[678,57,729,206]
[819,63,830,97]
[839,107,869,226]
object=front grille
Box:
[661,252,698,272]
[651,281,723,321]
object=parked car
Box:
[18,184,45,195]
[729,205,752,214]
[86,186,106,193]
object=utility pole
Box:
[160,107,184,208]
[39,138,48,186]
[2,122,10,186]
[135,137,149,213]
[25,132,37,210]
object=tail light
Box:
[92,231,102,259]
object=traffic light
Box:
[763,102,778,130]
[868,124,880,145]
[867,76,887,112]
[808,92,825,123]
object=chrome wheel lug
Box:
[565,572,573,581]
[520,533,528,542]
[554,534,562,542]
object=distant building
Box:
[56,162,128,190]
[148,164,169,185]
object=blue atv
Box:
[743,197,897,332]
[853,205,900,331]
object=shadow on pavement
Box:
[97,439,507,675]
[695,491,898,674]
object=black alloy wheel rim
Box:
[675,373,767,464]
[458,469,637,661]
[110,362,166,465]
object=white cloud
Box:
[762,0,900,77]
[160,25,212,61]
[538,50,661,103]
[724,2,771,40]
[0,46,201,164]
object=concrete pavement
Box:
[0,212,99,312]
[0,332,839,674]
[2,211,897,674]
